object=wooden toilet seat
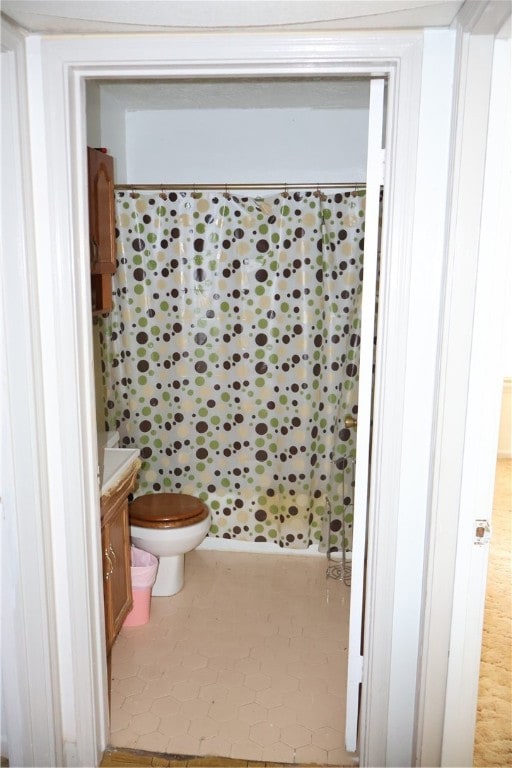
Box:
[129,492,209,529]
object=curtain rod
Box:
[114,182,366,192]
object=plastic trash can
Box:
[122,546,159,627]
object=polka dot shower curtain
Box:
[98,189,365,552]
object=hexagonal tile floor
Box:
[110,550,354,765]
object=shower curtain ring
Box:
[315,185,326,202]
[160,187,168,200]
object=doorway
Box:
[12,28,435,767]
[88,74,383,763]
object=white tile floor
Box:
[110,549,356,766]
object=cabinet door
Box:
[109,499,133,640]
[88,147,116,275]
[101,522,115,649]
[102,500,132,651]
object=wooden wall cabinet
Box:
[88,147,116,315]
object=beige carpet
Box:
[473,458,512,767]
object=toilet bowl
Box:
[129,492,211,596]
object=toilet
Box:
[129,493,211,596]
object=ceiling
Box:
[2,1,466,34]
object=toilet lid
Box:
[129,492,210,529]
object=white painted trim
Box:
[441,35,511,767]
[1,21,62,767]
[12,27,471,767]
[415,23,511,767]
[416,29,493,768]
[24,35,108,767]
[345,76,385,754]
[38,31,425,767]
[378,28,459,767]
[359,36,427,768]
[385,29,457,767]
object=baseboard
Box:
[198,536,354,561]
[198,536,325,557]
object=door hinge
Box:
[474,519,492,545]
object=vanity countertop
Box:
[100,447,140,497]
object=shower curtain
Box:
[98,188,365,551]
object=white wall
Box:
[86,81,127,179]
[86,81,101,146]
[99,88,127,181]
[501,274,512,374]
[124,106,368,184]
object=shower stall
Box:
[97,186,366,555]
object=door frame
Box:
[416,28,511,768]
[24,31,427,766]
[3,21,502,767]
[23,30,439,765]
[345,75,386,753]
[1,24,64,768]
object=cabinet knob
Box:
[344,415,358,429]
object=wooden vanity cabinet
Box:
[88,147,116,315]
[101,503,131,652]
[100,470,136,655]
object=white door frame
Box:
[23,31,428,766]
[3,19,506,767]
[345,76,386,753]
[443,40,511,765]
[1,23,63,768]
[416,27,512,767]
[413,11,511,765]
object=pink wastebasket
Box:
[122,546,159,627]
